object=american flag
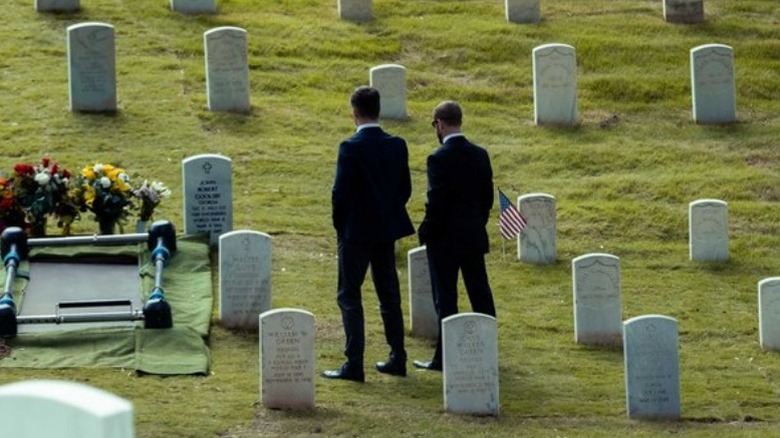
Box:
[498,189,526,240]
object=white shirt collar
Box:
[442,132,465,144]
[356,122,381,132]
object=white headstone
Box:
[688,199,728,262]
[442,313,499,416]
[758,278,780,351]
[664,0,704,24]
[369,64,407,120]
[260,309,315,410]
[204,27,250,113]
[506,0,540,24]
[0,380,134,438]
[533,43,577,126]
[171,0,216,14]
[182,154,233,245]
[623,315,681,420]
[36,0,79,11]
[690,44,736,124]
[408,246,437,340]
[67,22,117,112]
[572,253,622,346]
[219,230,272,330]
[338,0,372,21]
[517,193,556,264]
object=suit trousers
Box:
[426,244,496,364]
[337,239,406,367]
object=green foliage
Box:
[0,0,779,436]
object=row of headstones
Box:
[66,23,402,117]
[340,0,707,25]
[36,0,216,13]
[257,309,500,415]
[261,308,684,419]
[444,195,730,267]
[570,253,780,353]
[36,0,707,25]
[64,22,737,124]
[0,312,682,428]
[67,23,250,113]
[409,196,728,343]
[407,196,728,344]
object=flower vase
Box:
[98,218,116,235]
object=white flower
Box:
[151,181,171,198]
[34,172,51,186]
[119,172,130,183]
[93,163,104,174]
[99,176,111,189]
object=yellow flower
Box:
[84,185,96,205]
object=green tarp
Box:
[0,235,213,375]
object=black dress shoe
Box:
[375,358,407,377]
[322,363,365,382]
[412,359,442,371]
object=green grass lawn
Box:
[1,0,779,436]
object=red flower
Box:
[14,164,34,175]
[41,157,51,168]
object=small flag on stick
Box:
[498,189,526,240]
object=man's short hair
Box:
[350,86,381,120]
[433,101,462,127]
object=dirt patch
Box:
[745,154,772,168]
[0,338,11,361]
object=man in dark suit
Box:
[324,86,415,382]
[414,100,496,371]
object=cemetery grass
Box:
[0,0,779,436]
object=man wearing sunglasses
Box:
[415,100,496,371]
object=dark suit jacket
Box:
[419,135,494,254]
[332,126,415,244]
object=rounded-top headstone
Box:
[67,22,117,112]
[0,380,134,438]
[369,64,407,120]
[532,44,577,126]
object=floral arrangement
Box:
[133,180,172,222]
[71,163,136,234]
[2,158,74,235]
[0,158,170,236]
[0,176,25,232]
